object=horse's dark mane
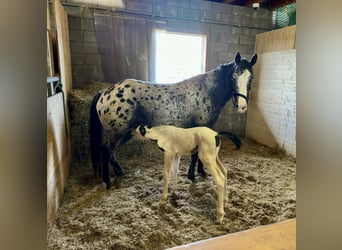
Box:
[207,61,236,119]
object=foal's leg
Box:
[216,155,228,208]
[170,156,181,195]
[160,153,174,205]
[200,155,226,224]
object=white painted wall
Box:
[246,49,296,156]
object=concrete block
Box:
[71,54,85,64]
[80,18,96,31]
[231,26,250,36]
[83,31,97,43]
[188,21,210,32]
[241,17,260,28]
[165,0,189,8]
[167,19,189,31]
[83,42,99,54]
[153,4,177,17]
[178,8,200,20]
[208,51,219,61]
[239,35,255,45]
[209,42,228,52]
[221,14,234,24]
[260,18,273,29]
[218,52,229,62]
[210,31,220,43]
[85,54,101,65]
[210,23,231,33]
[65,5,94,18]
[70,41,85,53]
[232,5,252,17]
[190,0,211,10]
[211,2,232,14]
[141,0,164,4]
[127,0,152,13]
[202,10,221,22]
[68,16,81,30]
[69,30,83,42]
[226,34,239,44]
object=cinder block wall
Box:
[246,49,296,156]
[59,0,274,135]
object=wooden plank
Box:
[54,0,72,95]
[47,93,70,224]
[255,25,296,54]
[47,0,51,30]
[168,219,296,250]
[54,0,72,139]
[47,29,55,77]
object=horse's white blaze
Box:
[236,69,251,113]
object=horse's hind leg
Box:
[102,145,112,189]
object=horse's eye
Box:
[233,73,238,79]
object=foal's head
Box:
[231,52,258,113]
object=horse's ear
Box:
[250,54,258,66]
[235,52,241,64]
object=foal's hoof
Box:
[159,199,167,206]
[216,217,224,225]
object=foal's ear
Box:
[250,54,258,66]
[235,52,241,64]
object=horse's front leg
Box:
[187,153,198,182]
[160,153,173,205]
[109,152,124,177]
[197,158,207,178]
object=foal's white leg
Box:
[216,156,228,208]
[160,153,173,205]
[200,155,226,224]
[171,155,181,195]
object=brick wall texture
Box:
[246,49,296,156]
[60,0,274,136]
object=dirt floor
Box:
[47,137,296,250]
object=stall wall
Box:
[47,93,71,223]
[246,25,296,156]
[47,0,72,224]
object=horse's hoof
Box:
[198,172,207,178]
[105,183,112,189]
[114,177,123,188]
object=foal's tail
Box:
[89,91,103,177]
[218,132,241,149]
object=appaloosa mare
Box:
[89,52,257,188]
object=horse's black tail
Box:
[89,91,103,178]
[218,132,241,149]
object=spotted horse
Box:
[89,52,257,189]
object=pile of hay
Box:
[68,82,162,165]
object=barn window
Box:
[153,30,207,84]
